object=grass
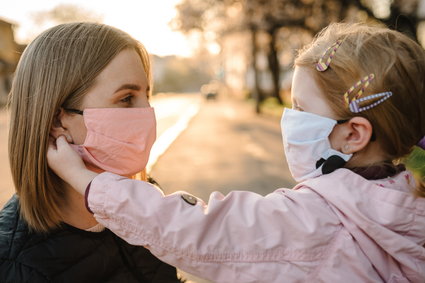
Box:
[244,97,287,117]
[405,147,425,178]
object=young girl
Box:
[48,23,425,282]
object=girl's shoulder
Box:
[299,168,416,195]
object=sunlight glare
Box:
[0,0,193,57]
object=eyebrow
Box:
[114,84,142,93]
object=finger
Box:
[46,138,58,162]
[55,135,69,148]
[48,135,57,150]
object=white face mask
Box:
[281,108,352,182]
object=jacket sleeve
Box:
[88,172,340,283]
[0,260,48,283]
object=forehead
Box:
[95,48,147,86]
[82,49,148,107]
[291,66,336,118]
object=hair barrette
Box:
[343,74,375,108]
[348,91,393,113]
[316,40,342,72]
[417,136,425,150]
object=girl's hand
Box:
[47,135,97,195]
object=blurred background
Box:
[0,1,424,282]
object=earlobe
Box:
[345,117,373,153]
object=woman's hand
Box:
[47,135,98,195]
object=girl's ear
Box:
[50,108,73,142]
[342,117,373,154]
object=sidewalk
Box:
[149,98,295,283]
[0,109,12,207]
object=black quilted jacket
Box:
[0,195,183,283]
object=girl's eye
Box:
[292,105,304,111]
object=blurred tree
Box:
[173,0,425,112]
[153,55,212,93]
[172,0,270,112]
[349,0,425,41]
[173,0,330,111]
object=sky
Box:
[0,0,195,57]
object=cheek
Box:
[135,95,150,108]
[68,119,88,145]
[329,132,338,150]
[328,126,343,151]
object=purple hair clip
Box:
[348,91,393,113]
[316,40,342,72]
[418,136,425,150]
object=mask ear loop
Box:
[64,108,84,115]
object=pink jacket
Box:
[88,169,425,282]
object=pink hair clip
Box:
[348,91,393,113]
[343,74,375,108]
[316,40,343,72]
[343,73,393,113]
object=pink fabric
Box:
[88,169,425,282]
[71,107,156,175]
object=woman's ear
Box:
[341,117,373,154]
[50,109,73,142]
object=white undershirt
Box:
[85,223,106,232]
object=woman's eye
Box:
[120,95,133,104]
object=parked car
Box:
[201,83,219,100]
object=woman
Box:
[0,22,182,282]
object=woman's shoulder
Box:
[0,198,181,282]
[114,236,183,282]
[0,195,30,258]
[0,195,50,281]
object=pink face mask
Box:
[67,107,156,176]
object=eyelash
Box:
[120,94,133,104]
[292,104,303,111]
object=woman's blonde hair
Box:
[8,22,151,232]
[295,23,425,196]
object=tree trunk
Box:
[386,5,418,42]
[267,28,283,105]
[250,26,264,113]
[352,0,420,43]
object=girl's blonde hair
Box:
[8,22,151,232]
[295,23,425,196]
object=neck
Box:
[346,141,389,168]
[60,183,98,230]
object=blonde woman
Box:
[49,23,425,282]
[0,23,182,282]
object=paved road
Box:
[151,98,295,199]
